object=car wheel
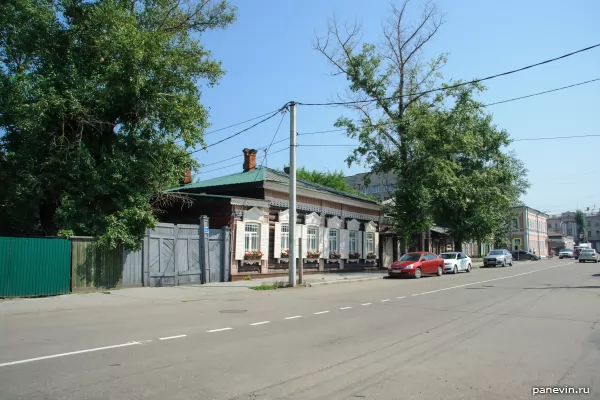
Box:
[437,266,443,276]
[453,265,458,274]
[509,260,513,266]
[502,261,506,267]
[414,268,422,279]
[466,263,471,273]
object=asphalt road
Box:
[1,258,599,399]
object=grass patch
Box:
[249,280,289,291]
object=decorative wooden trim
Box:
[266,199,378,221]
[347,219,360,231]
[278,209,290,223]
[230,198,270,207]
[243,207,265,223]
[365,221,378,232]
[305,212,321,226]
[263,182,380,211]
[327,216,342,229]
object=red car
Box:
[388,252,444,279]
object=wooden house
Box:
[164,149,384,280]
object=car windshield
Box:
[560,249,570,252]
[399,253,421,261]
[581,250,594,254]
[439,253,457,259]
[488,250,504,255]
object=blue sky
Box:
[195,0,600,214]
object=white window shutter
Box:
[260,222,269,260]
[274,222,281,258]
[318,227,325,258]
[234,221,245,260]
[374,232,379,259]
[340,229,349,259]
[358,231,364,258]
[323,227,330,259]
[363,230,368,256]
[301,225,308,258]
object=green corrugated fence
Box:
[70,237,124,291]
[0,237,71,297]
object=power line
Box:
[297,129,345,136]
[298,134,600,149]
[187,105,288,155]
[296,44,600,107]
[512,134,600,142]
[199,145,290,174]
[482,78,600,107]
[198,137,288,169]
[204,109,283,136]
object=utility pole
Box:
[288,102,297,287]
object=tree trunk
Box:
[454,238,463,252]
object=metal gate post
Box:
[199,216,210,284]
[222,226,231,282]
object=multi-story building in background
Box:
[509,205,549,257]
[345,172,396,201]
[547,210,600,250]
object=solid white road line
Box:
[158,335,187,341]
[361,303,372,306]
[250,321,270,326]
[284,316,302,320]
[0,341,141,368]
[381,299,391,302]
[314,311,330,315]
[206,327,233,333]
[339,307,353,310]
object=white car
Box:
[578,249,599,263]
[439,252,472,274]
[558,249,573,259]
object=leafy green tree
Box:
[316,1,528,250]
[296,167,354,193]
[575,209,588,243]
[0,0,235,248]
[315,1,446,249]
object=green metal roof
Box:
[171,168,266,190]
[170,167,378,204]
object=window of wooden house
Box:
[244,223,260,252]
[307,226,318,251]
[329,229,339,253]
[349,231,357,253]
[281,223,289,252]
[366,232,374,253]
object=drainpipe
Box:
[524,206,529,253]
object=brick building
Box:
[509,205,549,257]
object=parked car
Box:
[511,250,541,261]
[483,249,513,267]
[439,252,472,274]
[558,249,573,259]
[388,252,444,279]
[578,249,599,263]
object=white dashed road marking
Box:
[206,328,232,333]
[250,321,270,326]
[0,342,141,368]
[285,316,302,320]
[397,296,406,299]
[339,307,353,310]
[361,303,372,306]
[381,299,391,302]
[159,335,187,341]
[314,311,330,315]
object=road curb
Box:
[308,275,385,287]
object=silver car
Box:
[578,249,599,263]
[483,249,513,267]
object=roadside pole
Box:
[288,102,297,287]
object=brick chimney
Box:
[243,148,257,172]
[180,168,192,185]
